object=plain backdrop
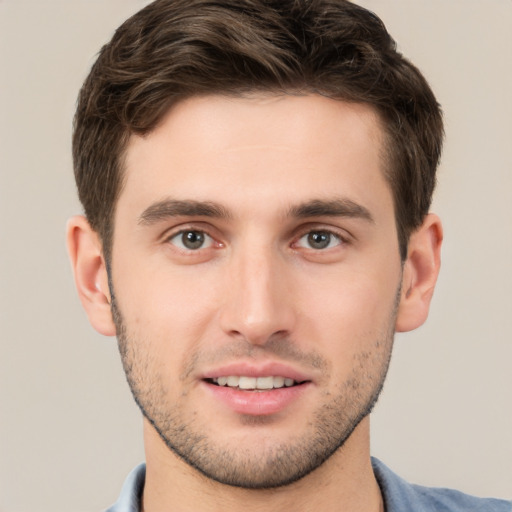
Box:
[1,1,511,511]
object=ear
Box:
[66,215,116,336]
[395,213,443,332]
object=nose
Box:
[219,242,296,346]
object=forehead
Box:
[120,94,390,219]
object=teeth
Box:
[211,376,298,390]
[239,376,257,390]
[227,376,239,387]
[256,376,274,389]
[273,376,285,388]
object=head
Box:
[73,0,443,264]
[68,0,444,491]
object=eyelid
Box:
[168,229,215,250]
[292,223,352,246]
[294,232,345,252]
[161,221,215,240]
[162,223,223,251]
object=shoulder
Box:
[104,463,146,512]
[372,458,512,512]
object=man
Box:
[67,0,511,511]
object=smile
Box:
[209,376,299,390]
[203,375,311,416]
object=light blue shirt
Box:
[106,458,511,511]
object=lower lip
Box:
[202,381,311,416]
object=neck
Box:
[142,417,383,512]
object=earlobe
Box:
[66,215,116,336]
[395,213,443,333]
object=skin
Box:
[68,94,442,512]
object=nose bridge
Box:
[220,234,294,344]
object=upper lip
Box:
[200,361,313,383]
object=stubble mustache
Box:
[178,334,330,383]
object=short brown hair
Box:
[73,0,443,261]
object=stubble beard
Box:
[111,291,397,490]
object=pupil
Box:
[308,231,330,249]
[183,231,204,249]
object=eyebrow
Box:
[137,197,374,226]
[138,199,232,225]
[287,198,374,223]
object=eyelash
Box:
[293,229,347,251]
[166,229,218,251]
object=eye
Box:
[168,230,214,250]
[296,230,343,250]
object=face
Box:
[110,94,403,488]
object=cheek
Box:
[114,264,221,349]
[297,267,399,352]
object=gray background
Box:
[1,1,511,511]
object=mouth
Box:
[205,375,307,391]
[200,363,313,415]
